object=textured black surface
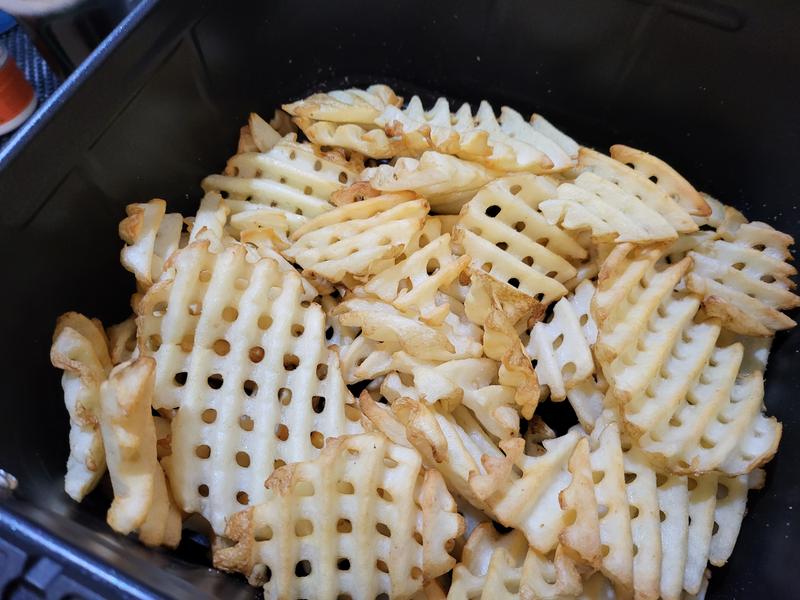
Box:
[0,0,798,598]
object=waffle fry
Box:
[609,145,710,217]
[335,297,482,362]
[283,84,402,124]
[540,172,678,244]
[107,316,138,365]
[447,524,583,600]
[202,134,362,234]
[377,97,577,172]
[372,389,602,561]
[592,243,696,379]
[285,195,428,286]
[99,358,181,548]
[362,152,499,213]
[48,85,796,596]
[213,432,463,600]
[50,312,112,501]
[119,199,184,288]
[687,218,799,335]
[384,354,520,440]
[456,174,586,305]
[362,233,470,324]
[526,285,595,401]
[295,118,404,159]
[566,371,608,433]
[137,241,363,532]
[631,343,781,475]
[187,191,230,251]
[464,270,541,417]
[587,412,763,600]
[577,148,698,233]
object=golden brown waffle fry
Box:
[540,172,678,244]
[283,84,402,124]
[50,312,112,501]
[294,117,405,159]
[363,233,470,324]
[99,358,181,548]
[285,195,428,286]
[137,241,363,532]
[465,270,541,418]
[363,152,499,213]
[609,145,710,217]
[119,199,184,288]
[201,134,362,234]
[447,523,583,600]
[687,217,799,335]
[213,432,463,600]
[577,148,698,234]
[377,97,577,172]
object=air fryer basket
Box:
[0,0,797,597]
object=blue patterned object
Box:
[0,11,15,34]
[0,25,61,148]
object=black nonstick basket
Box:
[0,1,797,598]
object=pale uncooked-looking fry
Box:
[285,194,428,287]
[363,152,500,213]
[107,316,138,366]
[119,199,184,288]
[609,145,710,217]
[362,233,470,325]
[384,354,520,440]
[201,134,362,235]
[213,432,463,600]
[361,391,601,566]
[447,524,583,600]
[526,283,595,401]
[50,312,112,501]
[137,241,363,533]
[99,357,181,548]
[577,148,698,233]
[456,174,585,305]
[540,172,678,244]
[334,297,482,363]
[687,217,799,336]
